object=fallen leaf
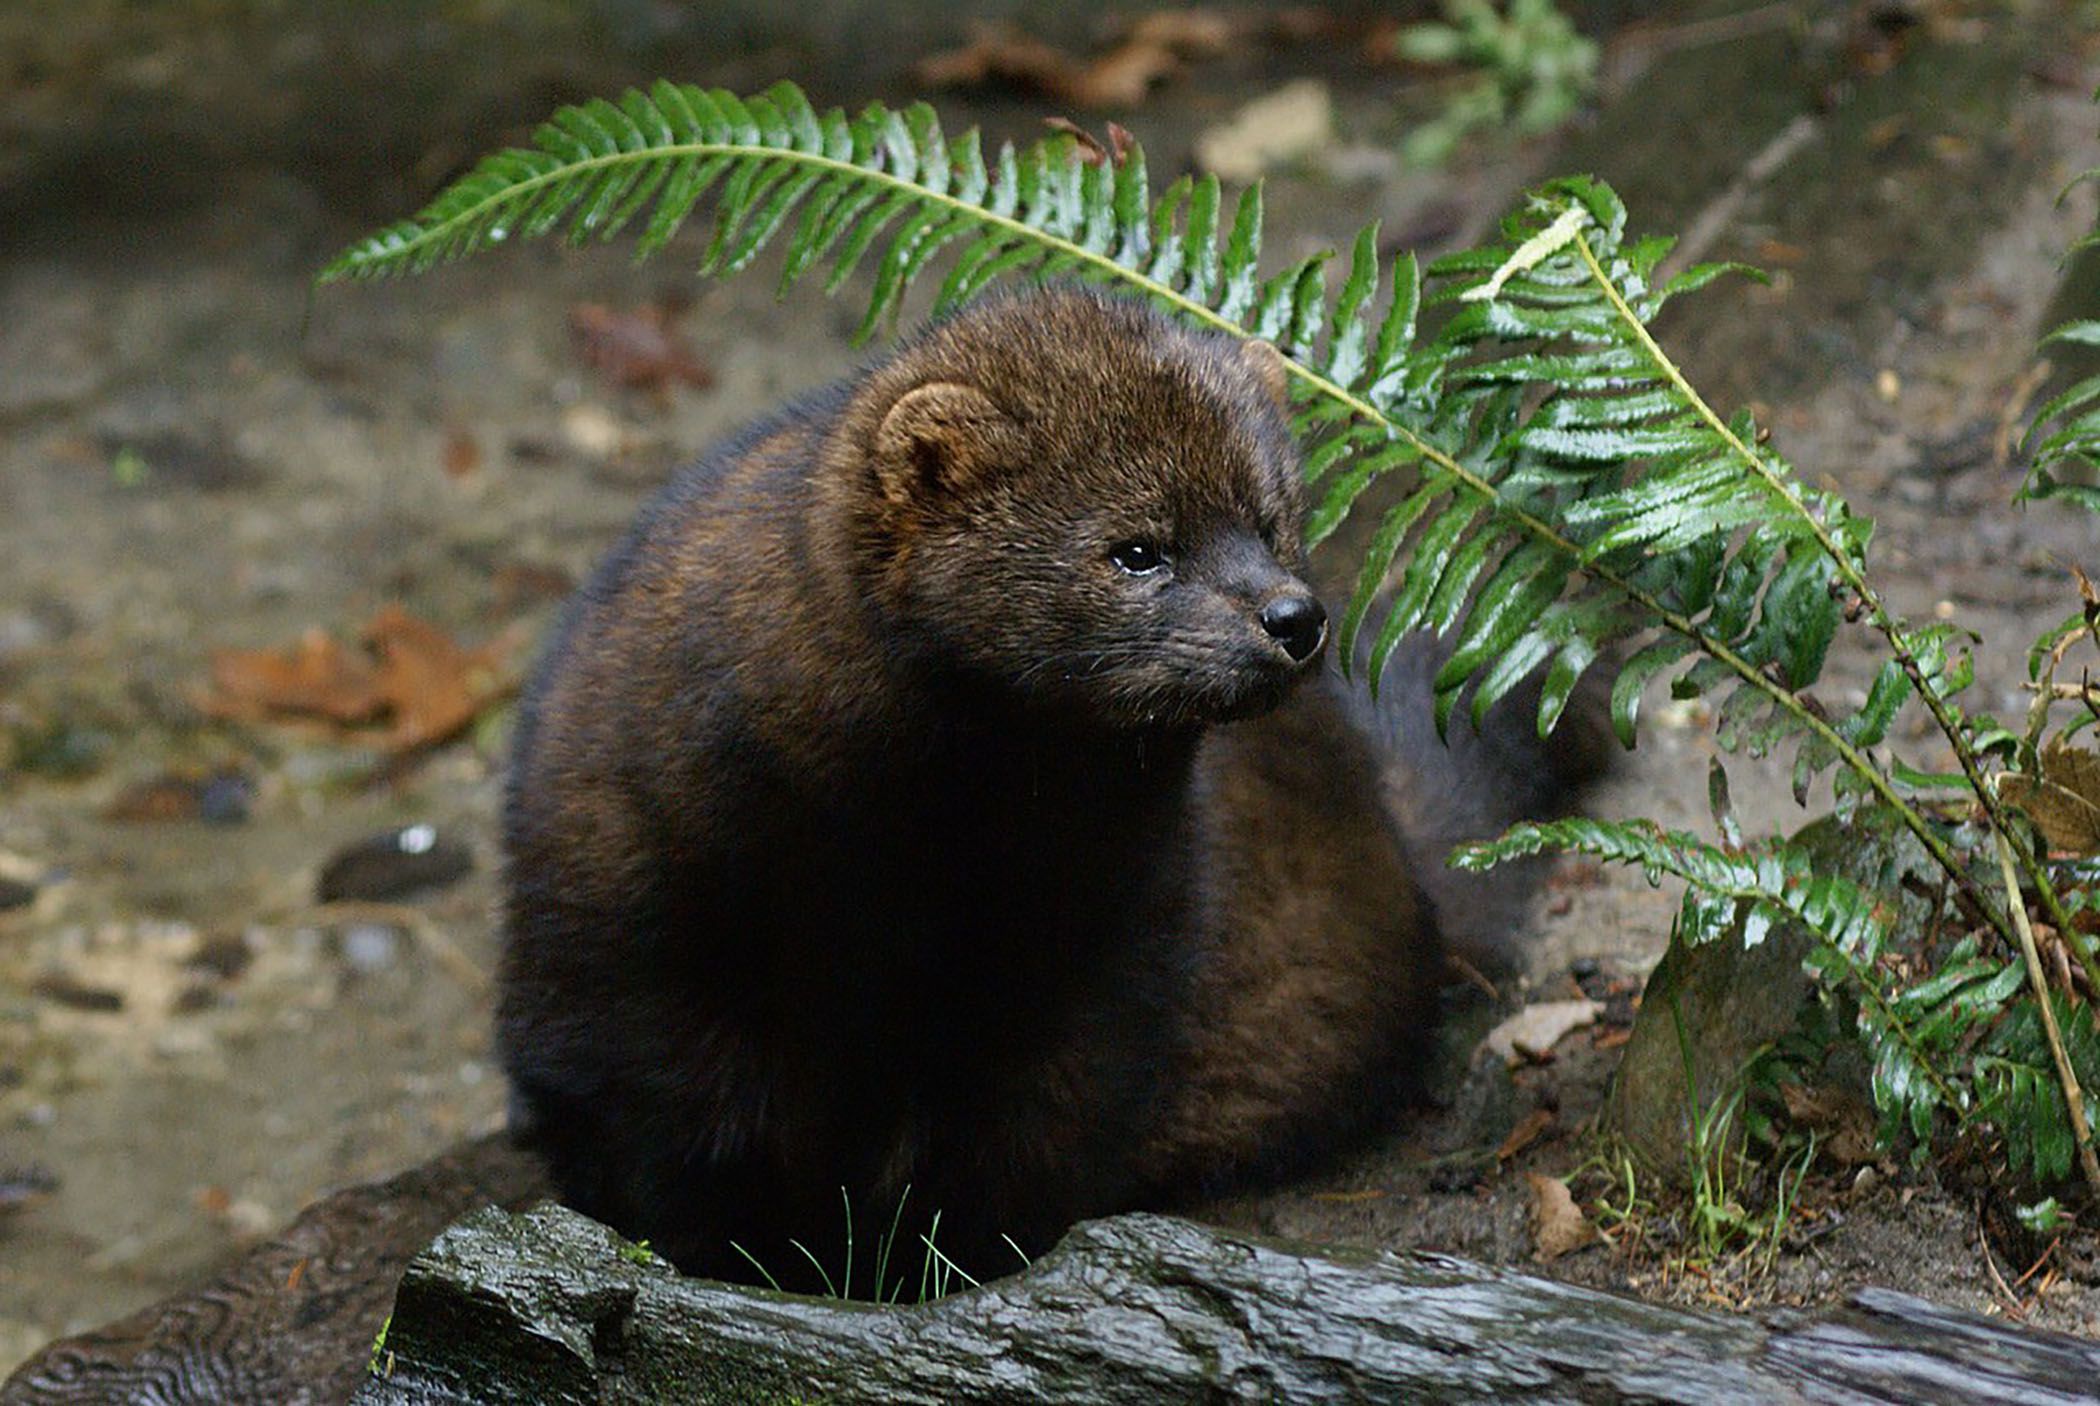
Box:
[1482,998,1604,1066]
[1042,116,1111,165]
[362,607,509,751]
[1497,1107,1555,1162]
[2001,738,2100,856]
[200,605,518,753]
[105,774,208,823]
[1122,8,1237,55]
[1063,37,1182,108]
[1527,1173,1600,1260]
[1778,1081,1877,1167]
[914,21,1182,109]
[441,428,482,479]
[103,767,252,824]
[1193,79,1335,183]
[567,303,715,395]
[205,628,385,726]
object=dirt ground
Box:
[6,0,2100,1376]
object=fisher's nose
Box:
[1259,592,1327,663]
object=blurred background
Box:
[4,0,2100,1368]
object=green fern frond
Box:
[1979,994,2100,1184]
[2020,320,2100,514]
[320,80,1996,924]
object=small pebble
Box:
[173,983,222,1014]
[337,922,403,973]
[316,824,473,903]
[222,1198,276,1239]
[30,973,124,1012]
[186,933,255,981]
[0,1165,58,1215]
[560,402,624,458]
[0,877,34,912]
[196,770,254,824]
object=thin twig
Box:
[1977,1203,2030,1320]
[2014,1235,2063,1291]
[1445,950,1500,1001]
[1989,822,2100,1197]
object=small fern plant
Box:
[322,80,2100,1199]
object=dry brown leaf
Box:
[1122,8,1238,55]
[1526,1173,1600,1261]
[567,303,715,394]
[1193,79,1334,183]
[1778,1081,1877,1167]
[1041,116,1111,165]
[105,774,208,823]
[2000,738,2100,856]
[1064,39,1182,107]
[441,427,482,479]
[1497,1107,1555,1162]
[914,21,1181,109]
[361,605,511,751]
[201,605,517,753]
[1042,117,1143,169]
[1482,998,1603,1066]
[206,628,385,725]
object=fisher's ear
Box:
[873,382,1017,503]
[1240,338,1292,413]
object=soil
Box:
[5,0,2100,1375]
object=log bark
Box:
[353,1202,2100,1406]
[13,1140,2100,1406]
[0,1133,548,1406]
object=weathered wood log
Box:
[0,1133,548,1406]
[354,1203,2100,1406]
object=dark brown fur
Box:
[499,287,1580,1289]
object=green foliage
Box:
[2019,319,2100,513]
[2016,1195,2068,1234]
[726,1188,1018,1304]
[1979,995,2100,1185]
[1395,0,1598,168]
[327,80,2100,1201]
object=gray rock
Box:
[1604,806,1946,1181]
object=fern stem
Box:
[1991,825,2100,1196]
[1569,229,2051,954]
[327,139,1226,341]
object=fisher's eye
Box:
[1109,540,1170,576]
